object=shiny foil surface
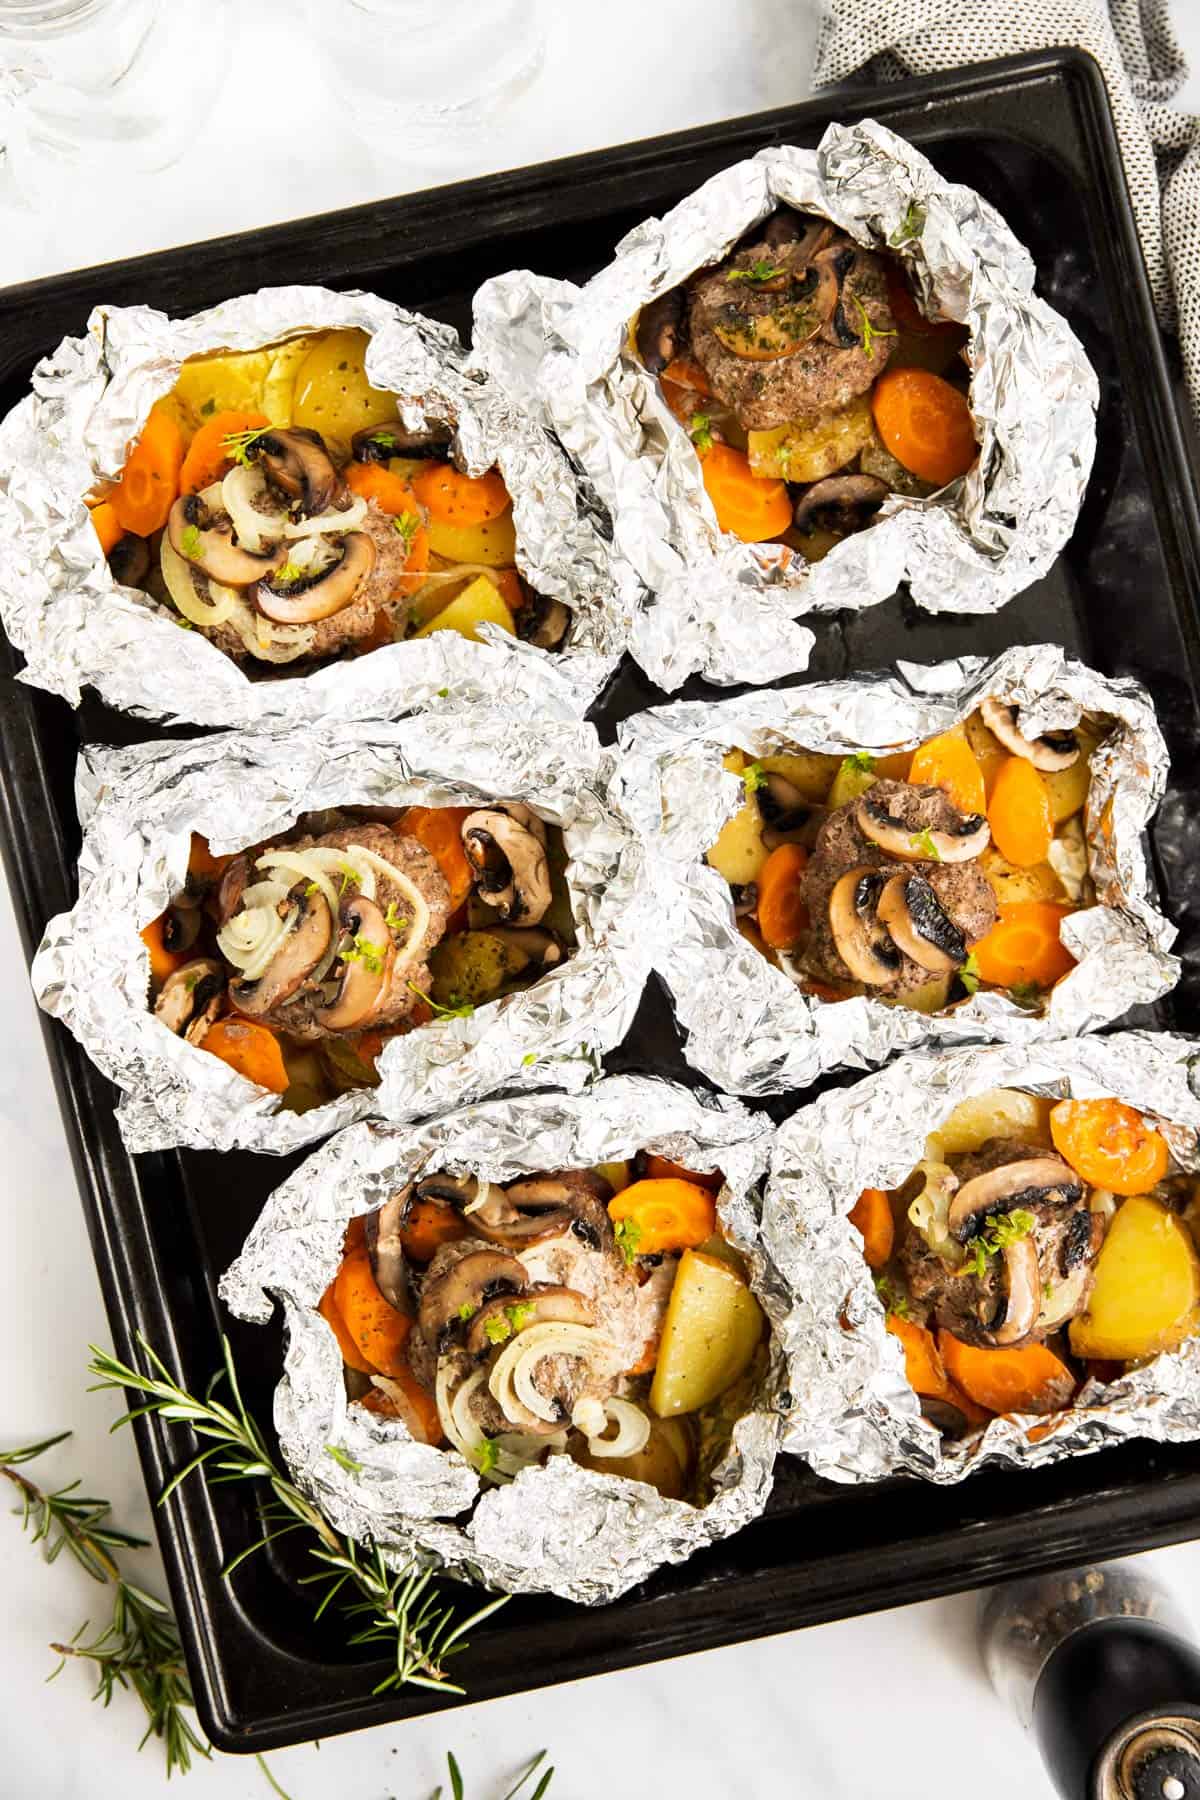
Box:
[219,1076,785,1602]
[30,710,650,1154]
[613,644,1176,1094]
[0,287,624,726]
[475,120,1097,691]
[766,1033,1200,1483]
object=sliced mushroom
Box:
[877,872,967,975]
[793,474,889,536]
[215,856,248,925]
[351,422,451,464]
[365,1195,416,1316]
[256,427,341,515]
[828,867,903,986]
[479,926,563,968]
[466,1283,593,1356]
[470,1171,612,1251]
[108,533,150,588]
[816,245,861,348]
[755,773,820,850]
[514,590,570,650]
[252,531,377,625]
[947,1156,1084,1244]
[978,1235,1041,1347]
[461,809,551,926]
[731,882,758,917]
[760,211,832,256]
[229,886,333,1018]
[313,895,394,1031]
[160,903,202,957]
[418,1248,527,1352]
[167,492,285,589]
[636,289,686,374]
[154,959,225,1035]
[856,787,990,864]
[980,696,1080,772]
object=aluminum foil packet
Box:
[613,644,1176,1095]
[767,1033,1200,1484]
[0,286,625,728]
[30,709,650,1155]
[476,119,1098,691]
[219,1076,785,1602]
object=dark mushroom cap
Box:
[465,1283,593,1357]
[255,427,341,515]
[228,885,333,1018]
[167,491,285,589]
[253,531,377,624]
[947,1156,1084,1244]
[314,894,394,1031]
[365,1195,416,1316]
[636,288,686,374]
[470,1169,614,1251]
[108,533,150,588]
[461,808,552,926]
[877,871,968,975]
[154,958,226,1035]
[828,867,903,986]
[351,422,451,464]
[417,1247,528,1352]
[980,696,1080,772]
[792,473,889,536]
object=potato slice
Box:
[705,751,769,887]
[898,974,953,1015]
[748,394,875,483]
[979,847,1067,907]
[427,509,518,567]
[827,755,879,810]
[428,931,529,1008]
[649,1248,764,1417]
[1070,1196,1200,1362]
[291,328,398,456]
[963,710,1008,800]
[1041,742,1094,823]
[926,1086,1054,1159]
[593,1159,631,1194]
[413,576,515,643]
[757,749,842,801]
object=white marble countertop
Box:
[4,4,1200,1795]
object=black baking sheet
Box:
[2,48,1200,1753]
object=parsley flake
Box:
[690,412,714,453]
[342,934,384,975]
[221,425,272,468]
[436,687,449,699]
[475,1438,500,1476]
[1009,980,1043,1010]
[522,1052,537,1067]
[326,1443,362,1475]
[888,200,927,247]
[383,902,409,936]
[909,828,941,861]
[180,523,202,562]
[727,260,787,285]
[393,511,420,548]
[842,751,876,776]
[959,951,981,997]
[174,616,194,631]
[873,1273,910,1319]
[304,881,320,897]
[183,970,201,992]
[337,862,359,900]
[851,293,898,360]
[483,1314,513,1346]
[741,761,766,794]
[614,1217,642,1265]
[273,560,307,587]
[965,1208,1037,1279]
[408,980,474,1021]
[505,1301,536,1333]
[457,1301,478,1323]
[199,396,216,417]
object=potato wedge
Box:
[897,974,953,1015]
[428,931,530,1008]
[413,576,515,643]
[290,327,398,456]
[706,751,769,886]
[927,1086,1054,1159]
[748,393,874,483]
[1069,1195,1200,1362]
[593,1159,631,1194]
[427,509,518,567]
[1042,743,1094,823]
[758,749,842,801]
[649,1248,763,1417]
[827,755,879,810]
[979,847,1067,907]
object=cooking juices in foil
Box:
[219,1077,786,1603]
[0,288,624,728]
[30,710,650,1155]
[614,645,1176,1095]
[766,1034,1200,1483]
[476,119,1097,691]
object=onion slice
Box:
[581,1398,651,1460]
[285,493,367,539]
[160,537,238,627]
[489,1322,620,1428]
[220,462,287,554]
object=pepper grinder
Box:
[981,1563,1200,1799]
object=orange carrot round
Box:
[1049,1097,1170,1196]
[908,731,986,817]
[334,1245,412,1378]
[849,1187,894,1271]
[988,756,1054,867]
[660,354,711,395]
[111,407,184,536]
[360,1366,443,1444]
[755,842,810,949]
[398,1198,471,1263]
[200,1018,289,1093]
[395,522,431,596]
[394,805,475,911]
[972,900,1076,991]
[871,367,977,487]
[700,443,793,542]
[608,1178,717,1256]
[140,914,186,984]
[187,833,233,881]
[643,1154,722,1191]
[883,263,962,338]
[938,1330,1076,1416]
[344,458,422,517]
[344,1215,368,1255]
[90,500,125,557]
[319,1284,375,1375]
[411,461,510,525]
[886,1314,950,1399]
[178,409,268,494]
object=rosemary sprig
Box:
[0,1432,208,1775]
[431,1747,554,1799]
[88,1335,507,1697]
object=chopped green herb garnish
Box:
[483,1314,513,1345]
[690,412,714,453]
[383,901,409,935]
[393,511,420,548]
[408,980,474,1021]
[342,934,384,974]
[337,861,359,899]
[304,881,320,897]
[741,761,766,794]
[326,1444,362,1475]
[909,829,941,861]
[369,430,398,452]
[1044,1280,1055,1300]
[522,1052,537,1067]
[965,1208,1037,1278]
[614,1217,642,1265]
[959,951,981,997]
[888,200,927,247]
[174,617,194,631]
[183,970,201,992]
[474,1438,500,1476]
[457,1301,478,1323]
[851,293,898,360]
[842,751,876,776]
[505,1302,536,1333]
[436,687,449,699]
[727,260,787,285]
[221,425,272,467]
[873,1273,909,1319]
[180,523,202,562]
[1009,980,1043,1009]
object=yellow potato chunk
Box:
[649,1248,764,1417]
[979,848,1067,907]
[259,337,312,425]
[927,1086,1054,1159]
[593,1160,631,1194]
[1042,748,1093,824]
[827,755,879,810]
[757,749,842,801]
[900,974,952,1016]
[291,328,398,456]
[413,576,515,643]
[963,711,1007,800]
[571,1415,690,1498]
[1070,1196,1200,1362]
[426,508,518,567]
[748,394,875,483]
[705,751,768,887]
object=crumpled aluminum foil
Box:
[219,1075,785,1602]
[613,644,1177,1094]
[30,710,650,1155]
[474,120,1098,691]
[0,286,626,727]
[767,1032,1200,1483]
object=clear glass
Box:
[0,0,232,198]
[306,0,548,163]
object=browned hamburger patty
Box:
[688,237,895,431]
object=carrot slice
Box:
[319,1283,375,1375]
[972,900,1076,991]
[178,409,268,494]
[111,406,185,536]
[1050,1097,1170,1196]
[398,1198,470,1264]
[643,1154,722,1191]
[334,1245,412,1378]
[200,1018,289,1093]
[661,354,711,395]
[699,443,793,542]
[344,1215,368,1254]
[411,462,510,525]
[871,367,977,487]
[908,730,986,817]
[187,833,232,882]
[90,500,125,557]
[608,1178,717,1256]
[883,263,962,338]
[394,805,474,911]
[945,1379,993,1427]
[359,1365,443,1445]
[988,756,1054,867]
[886,1315,951,1400]
[344,458,422,517]
[938,1330,1076,1416]
[140,914,186,984]
[755,842,809,949]
[849,1187,894,1271]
